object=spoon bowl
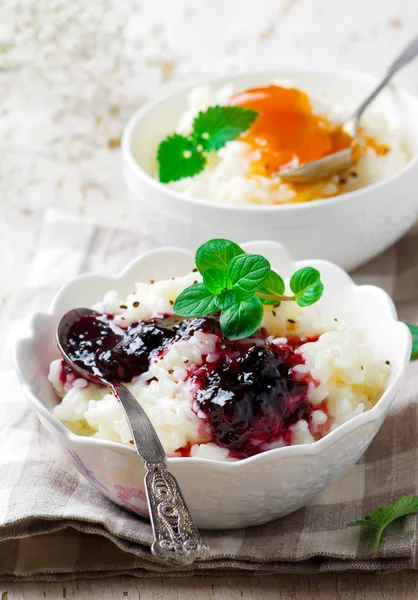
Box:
[57,308,103,381]
[280,37,418,183]
[279,147,354,183]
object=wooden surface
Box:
[2,0,418,597]
[1,573,418,599]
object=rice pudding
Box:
[49,272,390,461]
[159,83,409,205]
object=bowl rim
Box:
[122,66,418,214]
[14,242,412,470]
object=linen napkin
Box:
[2,209,418,581]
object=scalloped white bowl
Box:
[15,242,411,529]
[123,68,418,271]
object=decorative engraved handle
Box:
[144,462,209,565]
[109,384,208,565]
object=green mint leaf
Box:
[215,289,247,310]
[289,267,324,307]
[347,519,378,528]
[258,270,285,298]
[347,495,418,555]
[193,105,259,152]
[216,288,255,310]
[173,283,217,317]
[203,269,229,294]
[369,495,418,528]
[157,134,206,183]
[157,106,257,183]
[227,254,270,295]
[195,239,245,275]
[406,323,418,360]
[220,295,264,340]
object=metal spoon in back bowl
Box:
[279,37,418,183]
[57,307,209,566]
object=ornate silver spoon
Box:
[57,308,209,566]
[280,37,418,183]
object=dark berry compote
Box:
[187,322,315,458]
[63,312,319,459]
[63,313,185,382]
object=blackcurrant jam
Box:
[64,312,316,458]
[189,334,311,458]
[66,313,181,382]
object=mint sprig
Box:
[173,239,324,340]
[157,106,258,183]
[348,495,418,555]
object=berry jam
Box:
[65,313,221,383]
[189,328,312,458]
[65,313,181,382]
[64,312,317,458]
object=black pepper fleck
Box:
[386,360,391,365]
[350,171,358,178]
[169,300,174,305]
[119,304,127,309]
[272,310,276,316]
[132,301,140,307]
[192,268,198,273]
[288,319,296,324]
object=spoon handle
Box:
[352,37,418,122]
[144,461,209,565]
[112,383,208,565]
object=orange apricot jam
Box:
[229,85,353,174]
[228,85,389,204]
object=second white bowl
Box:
[123,68,418,271]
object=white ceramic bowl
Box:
[123,68,418,271]
[15,242,411,530]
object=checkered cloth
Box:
[2,210,418,581]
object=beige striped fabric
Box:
[2,210,418,581]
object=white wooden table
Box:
[1,572,418,599]
[1,0,418,596]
